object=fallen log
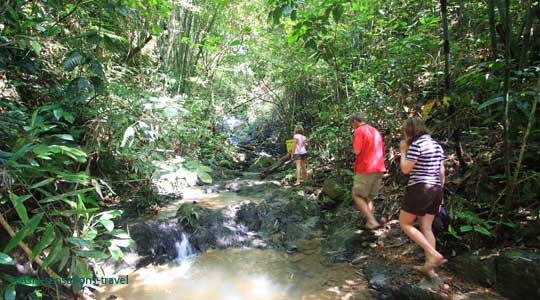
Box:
[260,153,291,178]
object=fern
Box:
[89,76,107,95]
[63,51,84,72]
[90,59,106,78]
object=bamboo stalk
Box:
[0,212,61,280]
[512,76,540,183]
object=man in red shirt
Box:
[350,113,386,229]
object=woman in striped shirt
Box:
[399,118,446,278]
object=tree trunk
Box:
[488,0,498,60]
[502,0,513,211]
[517,1,535,70]
[440,0,466,171]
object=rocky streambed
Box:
[96,173,539,300]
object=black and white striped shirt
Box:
[406,134,444,186]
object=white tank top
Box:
[294,134,307,154]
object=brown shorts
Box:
[402,183,443,216]
[352,173,383,199]
[293,153,307,161]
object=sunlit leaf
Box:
[0,252,15,265]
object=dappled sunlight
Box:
[96,245,371,300]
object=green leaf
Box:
[53,108,63,120]
[108,245,123,261]
[501,221,518,228]
[31,225,54,260]
[57,248,70,271]
[0,252,16,265]
[29,178,55,189]
[9,193,30,224]
[53,134,75,141]
[64,51,84,72]
[4,213,44,253]
[198,172,212,184]
[198,165,213,173]
[288,32,299,44]
[65,237,96,248]
[63,111,75,123]
[6,4,18,20]
[230,39,241,46]
[39,187,95,203]
[10,143,34,161]
[30,41,41,54]
[51,207,100,217]
[478,96,503,110]
[72,249,109,259]
[99,219,114,232]
[332,4,344,23]
[42,238,63,268]
[474,226,492,236]
[459,225,473,233]
[109,229,130,239]
[111,238,132,248]
[4,285,16,300]
[151,25,163,35]
[97,210,123,220]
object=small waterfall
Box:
[175,232,195,260]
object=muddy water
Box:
[104,175,371,300]
[97,242,371,300]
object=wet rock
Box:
[450,249,540,300]
[453,291,509,300]
[363,263,448,300]
[364,263,393,290]
[351,255,369,265]
[225,182,242,192]
[396,284,446,300]
[450,252,497,286]
[236,201,261,231]
[494,249,540,300]
[129,221,185,263]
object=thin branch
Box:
[0,212,63,281]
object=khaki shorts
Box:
[353,173,383,199]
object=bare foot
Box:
[366,220,381,230]
[413,265,439,278]
[426,256,447,268]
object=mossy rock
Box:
[322,178,344,200]
[218,159,234,169]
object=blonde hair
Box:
[402,118,429,144]
[294,125,304,135]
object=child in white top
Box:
[291,126,308,185]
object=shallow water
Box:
[153,175,277,220]
[109,174,371,300]
[96,244,371,300]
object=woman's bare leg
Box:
[419,214,436,249]
[417,214,439,277]
[399,210,444,268]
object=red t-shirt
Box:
[353,124,386,174]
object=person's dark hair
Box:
[294,125,304,135]
[350,113,364,123]
[402,118,429,144]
